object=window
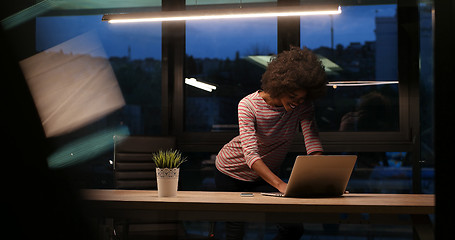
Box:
[185,18,277,132]
[300,4,400,132]
[36,15,162,136]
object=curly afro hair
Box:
[261,46,327,100]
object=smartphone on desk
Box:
[240,192,254,197]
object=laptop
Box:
[262,155,357,197]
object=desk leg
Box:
[91,217,118,240]
[412,215,434,240]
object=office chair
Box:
[113,135,176,190]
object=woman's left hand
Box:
[277,181,288,194]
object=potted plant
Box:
[152,149,187,197]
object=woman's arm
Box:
[251,159,287,193]
[300,102,324,155]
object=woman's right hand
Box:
[277,181,287,194]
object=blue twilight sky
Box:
[36,4,396,60]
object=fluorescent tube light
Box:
[327,81,399,89]
[185,78,217,92]
[102,4,341,23]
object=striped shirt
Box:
[216,90,323,182]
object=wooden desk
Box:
[82,189,434,239]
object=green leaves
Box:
[152,149,187,169]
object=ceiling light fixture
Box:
[102,4,341,23]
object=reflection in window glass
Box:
[180,152,218,191]
[301,4,400,132]
[349,152,413,193]
[35,16,161,188]
[36,16,162,136]
[185,18,277,132]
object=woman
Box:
[215,47,327,239]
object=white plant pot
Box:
[156,168,179,197]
